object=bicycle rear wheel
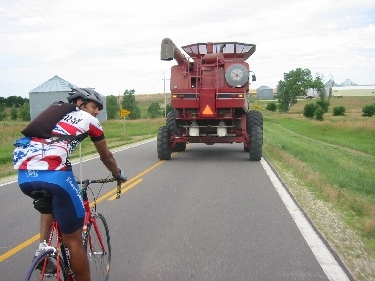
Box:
[24,248,68,280]
[85,213,111,281]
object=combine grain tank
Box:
[157,38,263,160]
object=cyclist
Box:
[13,87,127,281]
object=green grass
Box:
[265,120,375,195]
[259,97,375,267]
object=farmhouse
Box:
[29,75,107,121]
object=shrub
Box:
[333,106,346,116]
[316,100,330,113]
[362,104,375,117]
[303,103,317,118]
[147,102,161,118]
[315,107,325,121]
[266,102,277,112]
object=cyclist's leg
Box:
[19,171,53,256]
[50,170,90,281]
[20,170,89,280]
[39,213,53,243]
[62,228,90,281]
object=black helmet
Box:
[67,87,104,110]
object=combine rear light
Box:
[172,94,178,99]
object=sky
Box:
[1,0,374,98]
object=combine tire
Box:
[166,110,186,152]
[246,110,263,159]
[157,126,171,160]
[246,110,263,130]
[249,125,263,161]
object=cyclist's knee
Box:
[62,228,84,249]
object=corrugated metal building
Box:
[331,85,375,97]
[257,86,274,100]
[29,75,107,121]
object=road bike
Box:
[24,176,123,281]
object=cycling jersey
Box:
[13,110,104,171]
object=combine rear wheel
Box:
[246,110,263,129]
[157,126,171,160]
[166,110,186,151]
[249,126,263,161]
[246,110,263,160]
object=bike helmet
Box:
[67,87,104,110]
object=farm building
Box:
[331,85,375,97]
[29,75,107,121]
[256,86,273,100]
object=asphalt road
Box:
[0,139,353,280]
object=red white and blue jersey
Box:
[13,110,104,171]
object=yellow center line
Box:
[0,234,39,263]
[0,158,171,263]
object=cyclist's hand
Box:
[113,169,127,182]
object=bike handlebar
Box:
[76,178,124,199]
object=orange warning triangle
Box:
[202,105,213,115]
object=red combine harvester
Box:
[157,38,263,161]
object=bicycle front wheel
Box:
[24,248,68,281]
[85,212,111,281]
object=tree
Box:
[106,95,120,120]
[121,89,141,119]
[10,105,18,120]
[315,107,325,121]
[278,68,318,112]
[5,95,28,107]
[19,103,31,121]
[265,102,277,112]
[0,103,7,121]
[147,102,161,118]
[303,103,317,119]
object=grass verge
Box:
[259,96,375,281]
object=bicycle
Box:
[24,176,123,281]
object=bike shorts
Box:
[18,170,85,234]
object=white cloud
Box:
[0,0,374,97]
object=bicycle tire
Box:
[24,248,68,281]
[84,213,111,281]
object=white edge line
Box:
[1,138,156,187]
[260,158,350,281]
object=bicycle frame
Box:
[26,177,122,281]
[43,219,74,280]
[81,181,107,258]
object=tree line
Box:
[106,89,172,120]
[0,96,30,121]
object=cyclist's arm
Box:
[93,138,121,178]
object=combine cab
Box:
[157,38,263,160]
